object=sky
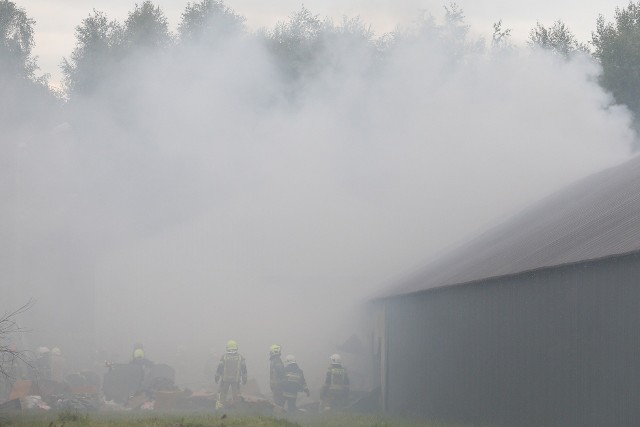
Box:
[17,0,628,88]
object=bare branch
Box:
[0,299,35,379]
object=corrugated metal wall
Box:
[383,251,640,426]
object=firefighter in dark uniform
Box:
[215,340,247,408]
[282,354,309,411]
[130,348,155,370]
[321,353,350,410]
[269,344,285,407]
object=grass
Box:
[0,412,462,427]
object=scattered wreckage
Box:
[0,362,281,414]
[0,371,100,412]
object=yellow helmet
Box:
[133,349,145,359]
[226,340,238,352]
[269,344,281,356]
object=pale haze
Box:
[16,0,628,87]
[5,0,638,397]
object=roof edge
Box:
[374,248,640,302]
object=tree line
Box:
[2,0,640,132]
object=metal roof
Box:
[386,155,640,297]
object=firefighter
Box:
[129,347,155,395]
[269,344,285,407]
[130,348,155,370]
[131,342,144,361]
[215,340,247,408]
[320,353,350,410]
[282,354,309,412]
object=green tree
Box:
[0,0,56,127]
[265,7,381,85]
[592,2,640,131]
[439,3,483,61]
[62,2,171,99]
[265,6,324,81]
[312,15,380,77]
[491,20,512,53]
[386,4,484,65]
[178,0,245,46]
[61,10,122,96]
[529,20,589,58]
[122,1,173,52]
[0,0,36,79]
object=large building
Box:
[372,156,640,426]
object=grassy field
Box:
[0,411,460,427]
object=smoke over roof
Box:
[4,5,635,391]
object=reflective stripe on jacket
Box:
[328,366,348,391]
[282,363,306,398]
[222,354,242,382]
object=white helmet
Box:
[330,353,341,364]
[284,354,296,366]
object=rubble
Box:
[0,398,21,411]
[1,360,303,417]
[22,395,50,411]
[53,394,100,411]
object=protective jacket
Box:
[130,357,155,370]
[216,353,247,384]
[282,363,307,398]
[270,355,285,390]
[324,364,349,392]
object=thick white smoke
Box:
[6,7,635,394]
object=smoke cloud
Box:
[4,6,635,394]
